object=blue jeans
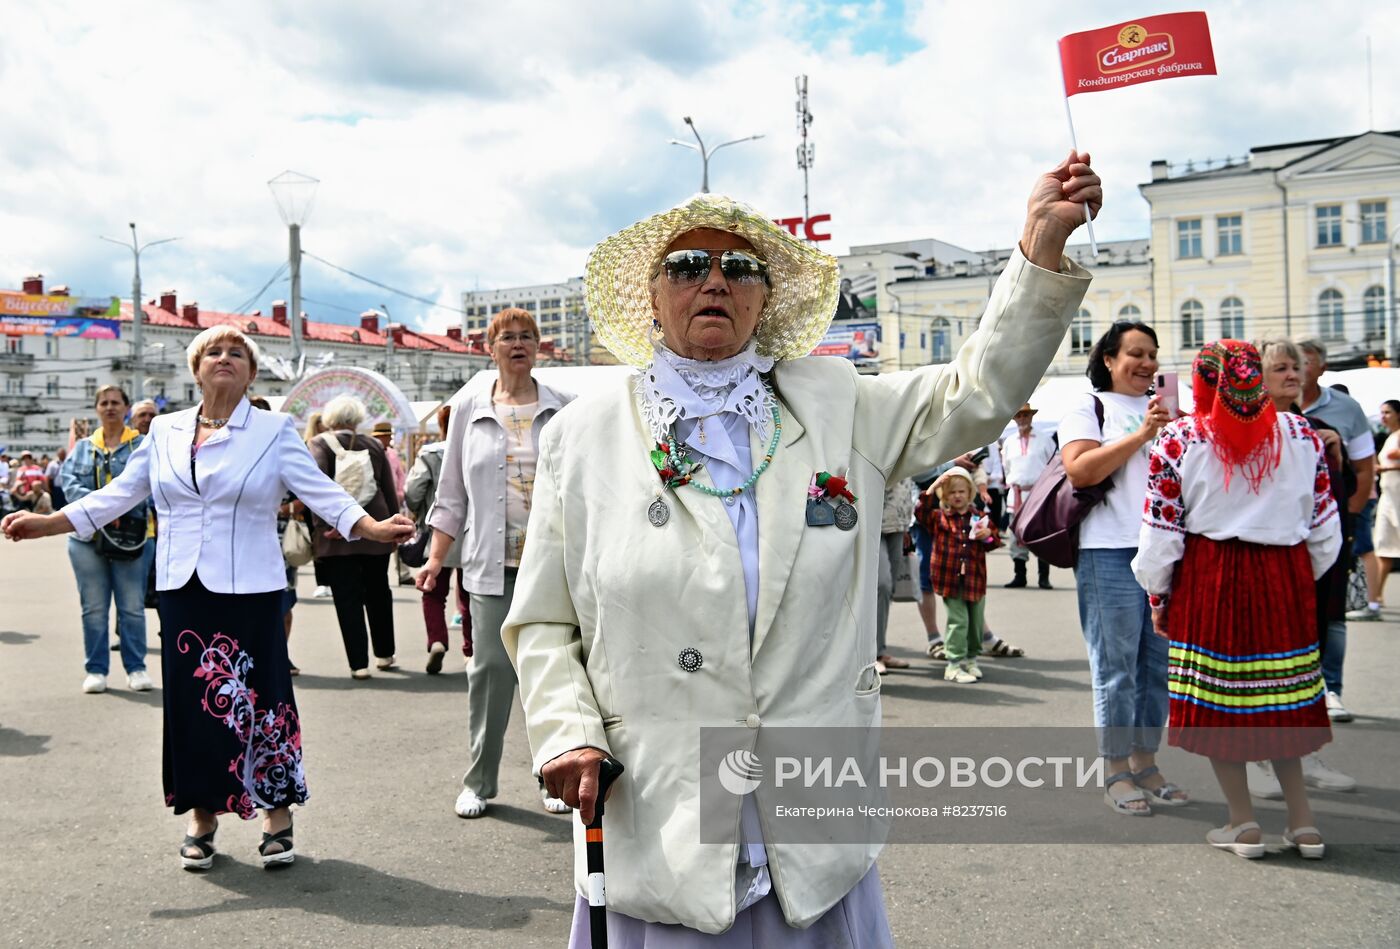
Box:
[1321,618,1345,696]
[68,537,148,676]
[1074,547,1169,760]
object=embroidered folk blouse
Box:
[1131,412,1342,608]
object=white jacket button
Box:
[745,714,760,729]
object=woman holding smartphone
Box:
[1059,320,1186,816]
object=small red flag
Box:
[1059,11,1216,97]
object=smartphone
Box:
[1155,372,1180,418]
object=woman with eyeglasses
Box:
[1060,319,1187,816]
[500,154,1099,945]
[417,307,574,819]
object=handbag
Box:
[892,547,920,603]
[282,516,315,567]
[1010,397,1111,569]
[91,446,148,561]
[94,515,148,561]
[399,524,432,568]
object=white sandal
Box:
[1283,826,1325,860]
[1207,821,1265,859]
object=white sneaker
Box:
[81,673,107,694]
[450,614,464,628]
[943,663,976,684]
[1325,691,1354,723]
[1245,761,1283,799]
[455,788,487,818]
[963,659,984,680]
[375,655,398,671]
[542,790,571,814]
[127,669,154,692]
[313,585,333,599]
[1301,753,1357,792]
[1344,605,1381,622]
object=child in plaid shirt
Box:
[921,467,1002,683]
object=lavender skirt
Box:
[566,865,892,948]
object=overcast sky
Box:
[2,0,1396,333]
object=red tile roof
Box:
[114,301,445,352]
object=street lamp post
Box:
[100,223,178,400]
[1388,224,1400,365]
[668,117,764,193]
[267,171,320,370]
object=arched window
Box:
[1364,285,1386,342]
[1070,308,1093,355]
[1118,303,1142,321]
[1318,288,1344,339]
[1220,297,1245,339]
[931,318,952,363]
[1180,299,1205,349]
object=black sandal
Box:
[180,826,218,871]
[258,817,295,869]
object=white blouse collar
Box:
[636,341,777,444]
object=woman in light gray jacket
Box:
[416,308,573,818]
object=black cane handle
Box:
[587,757,625,828]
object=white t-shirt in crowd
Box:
[1057,391,1151,550]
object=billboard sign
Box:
[0,296,121,339]
[812,321,880,368]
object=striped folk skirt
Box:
[1165,535,1331,762]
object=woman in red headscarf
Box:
[1132,340,1342,860]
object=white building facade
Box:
[2,278,491,457]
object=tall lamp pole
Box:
[100,223,178,400]
[1388,224,1400,365]
[268,171,319,371]
[668,117,764,193]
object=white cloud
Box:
[2,0,1398,332]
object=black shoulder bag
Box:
[92,446,148,561]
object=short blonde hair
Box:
[1256,337,1303,371]
[186,325,261,379]
[487,307,539,344]
[322,394,367,431]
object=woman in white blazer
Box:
[2,326,412,872]
[500,153,1101,944]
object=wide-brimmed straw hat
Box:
[585,192,841,367]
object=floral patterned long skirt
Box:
[159,573,308,818]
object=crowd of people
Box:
[0,147,1389,945]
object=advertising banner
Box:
[812,321,881,369]
[1060,11,1216,97]
[0,295,121,339]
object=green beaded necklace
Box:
[652,392,783,498]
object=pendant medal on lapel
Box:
[648,496,670,527]
[806,497,836,527]
[834,501,858,531]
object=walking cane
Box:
[586,756,626,949]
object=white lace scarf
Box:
[636,342,778,446]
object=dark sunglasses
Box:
[660,249,768,287]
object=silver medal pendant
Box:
[834,501,858,531]
[648,496,670,527]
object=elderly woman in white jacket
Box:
[501,152,1101,945]
[2,326,412,872]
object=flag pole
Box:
[1061,92,1099,256]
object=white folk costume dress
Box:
[501,246,1090,942]
[1132,372,1341,762]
